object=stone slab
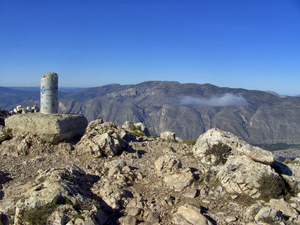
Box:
[5,113,88,144]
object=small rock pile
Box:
[10,104,39,115]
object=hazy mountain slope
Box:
[58,81,300,144]
[0,87,39,109]
[2,82,300,144]
[0,87,84,110]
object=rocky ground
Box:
[1,117,300,224]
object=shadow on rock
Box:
[271,161,293,176]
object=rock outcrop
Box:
[5,113,88,144]
[192,128,274,164]
[75,119,134,157]
[1,119,300,225]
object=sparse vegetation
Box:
[252,205,262,216]
[129,124,146,137]
[73,198,100,212]
[284,180,300,200]
[22,196,62,225]
[234,194,256,206]
[37,176,46,184]
[183,140,196,145]
[205,143,232,165]
[21,196,100,225]
[73,213,85,221]
[258,174,285,201]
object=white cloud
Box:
[179,93,247,107]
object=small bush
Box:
[21,196,73,225]
[205,143,232,165]
[73,213,85,221]
[234,194,256,206]
[22,196,62,225]
[258,174,285,201]
[183,140,196,146]
[73,198,100,212]
[130,130,146,137]
[128,123,144,136]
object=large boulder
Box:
[192,128,274,164]
[217,155,284,199]
[5,113,88,144]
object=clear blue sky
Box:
[0,0,300,95]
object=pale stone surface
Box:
[5,113,88,144]
[163,168,194,191]
[119,215,138,225]
[154,154,182,177]
[192,128,274,164]
[176,203,213,225]
[160,131,176,141]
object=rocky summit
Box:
[1,115,300,225]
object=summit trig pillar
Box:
[40,72,58,114]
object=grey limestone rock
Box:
[217,155,282,198]
[154,154,182,177]
[192,128,274,165]
[76,120,131,157]
[160,131,176,141]
[5,113,88,144]
[175,203,213,225]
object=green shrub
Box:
[130,130,146,137]
[73,213,85,221]
[73,198,100,212]
[22,196,62,225]
[205,143,232,165]
[183,140,196,145]
[21,196,74,225]
[258,174,285,201]
[128,123,145,137]
[234,194,256,206]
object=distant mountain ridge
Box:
[1,81,300,145]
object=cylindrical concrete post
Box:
[40,72,58,114]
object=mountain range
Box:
[1,81,300,145]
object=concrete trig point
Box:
[40,72,58,114]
